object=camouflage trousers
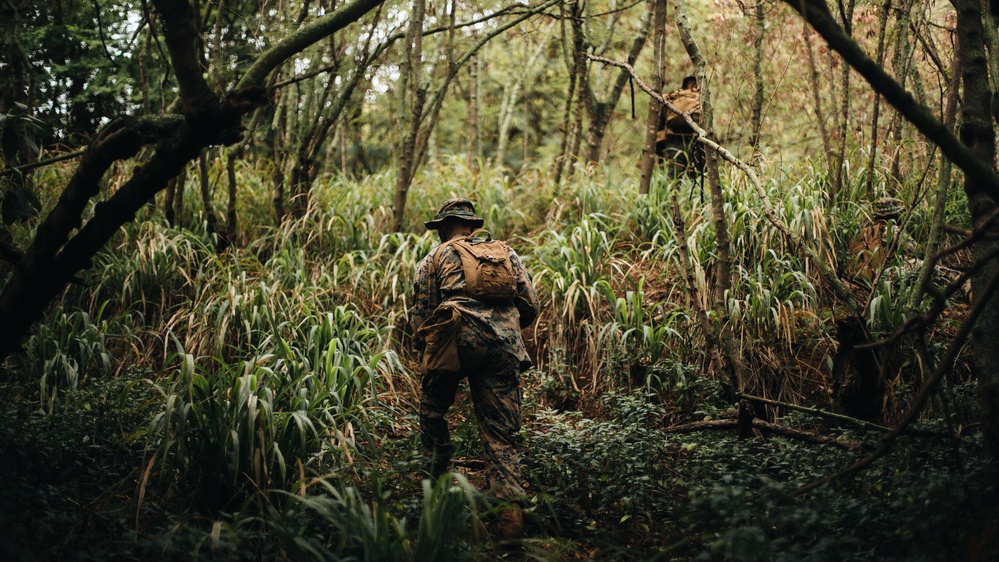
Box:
[419,344,524,499]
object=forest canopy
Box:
[1,0,998,559]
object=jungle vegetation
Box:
[1,0,998,559]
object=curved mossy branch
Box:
[237,0,386,89]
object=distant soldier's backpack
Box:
[437,236,517,304]
[664,89,702,133]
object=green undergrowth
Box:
[0,158,990,559]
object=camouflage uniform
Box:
[656,80,704,179]
[846,197,918,284]
[411,201,540,500]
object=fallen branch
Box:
[738,392,959,440]
[665,418,858,450]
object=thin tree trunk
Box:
[565,1,589,180]
[886,0,915,188]
[675,0,731,305]
[392,0,427,232]
[198,150,218,236]
[748,0,765,152]
[863,0,892,199]
[466,49,481,171]
[173,164,187,228]
[803,22,834,178]
[908,51,959,309]
[553,0,579,185]
[639,0,666,195]
[164,176,178,225]
[832,0,857,203]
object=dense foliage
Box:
[2,0,998,559]
[2,158,994,559]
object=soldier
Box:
[845,197,918,285]
[410,198,540,539]
[657,75,704,179]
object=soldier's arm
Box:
[509,250,540,328]
[410,252,442,344]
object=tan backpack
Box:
[664,89,702,132]
[437,236,517,304]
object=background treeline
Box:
[1,0,998,560]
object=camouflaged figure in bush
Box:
[845,197,918,284]
[411,198,540,504]
[656,75,704,179]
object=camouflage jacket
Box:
[846,219,918,282]
[411,234,540,364]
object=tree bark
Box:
[803,22,835,179]
[639,0,666,195]
[198,150,218,236]
[748,0,765,152]
[583,0,652,164]
[886,0,915,188]
[953,0,999,484]
[832,0,856,203]
[466,49,481,171]
[863,0,893,199]
[392,0,426,232]
[674,0,731,306]
[554,0,582,185]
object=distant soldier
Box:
[656,75,705,179]
[410,198,540,540]
[845,197,918,285]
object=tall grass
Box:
[147,307,399,508]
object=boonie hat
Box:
[873,197,905,218]
[424,198,485,230]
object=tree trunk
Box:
[584,0,653,164]
[953,0,999,485]
[803,22,835,179]
[832,0,856,203]
[173,164,188,228]
[674,0,731,306]
[198,150,218,236]
[908,51,959,309]
[1,0,38,216]
[886,0,915,188]
[553,0,580,186]
[639,0,667,195]
[392,0,427,232]
[748,0,765,152]
[862,0,892,199]
[466,49,481,171]
[565,2,589,180]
